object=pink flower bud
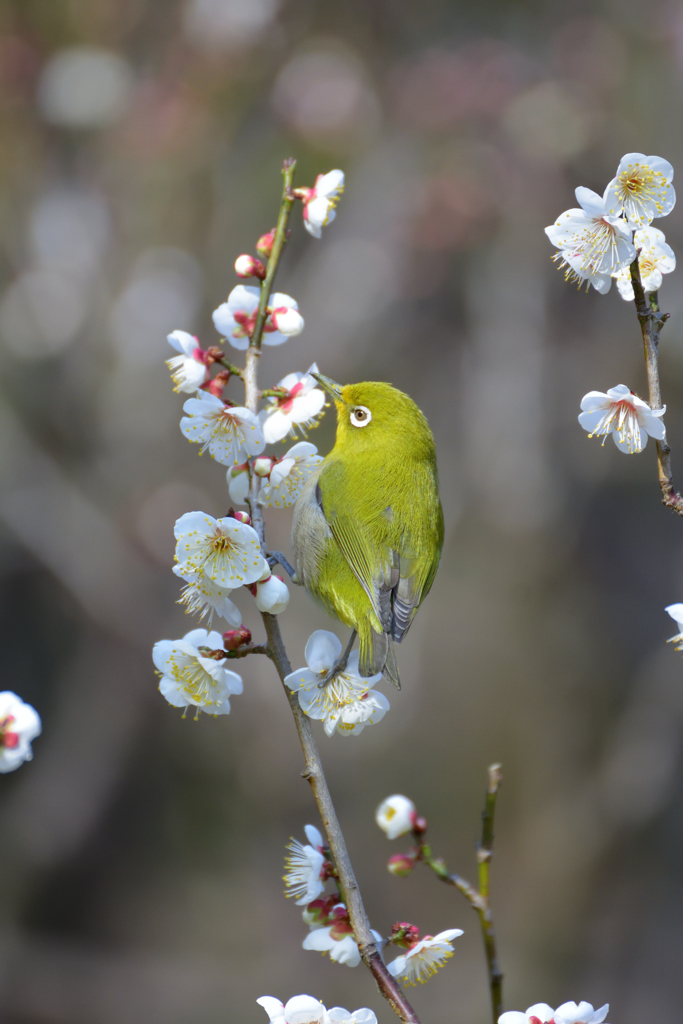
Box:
[256,229,276,258]
[253,456,275,477]
[222,626,252,651]
[387,853,416,877]
[233,510,251,525]
[271,305,304,337]
[235,254,266,279]
[410,812,428,836]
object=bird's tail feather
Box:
[358,623,401,690]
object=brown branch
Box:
[629,258,683,515]
[421,764,503,1024]
[239,161,421,1023]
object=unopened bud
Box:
[205,368,231,397]
[235,254,266,279]
[390,922,420,948]
[271,305,304,337]
[233,510,251,525]
[254,456,275,477]
[411,813,428,836]
[256,229,276,258]
[387,853,416,877]
[222,626,252,651]
[376,795,416,839]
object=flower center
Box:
[171,657,220,706]
[589,399,642,451]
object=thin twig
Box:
[421,764,503,1024]
[629,257,683,515]
[240,160,421,1024]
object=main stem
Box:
[629,258,683,515]
[243,160,420,1024]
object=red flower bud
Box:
[235,254,266,279]
[390,922,420,948]
[256,229,276,258]
[233,510,251,525]
[410,812,428,835]
[222,626,252,651]
[387,852,416,877]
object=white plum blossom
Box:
[545,186,636,293]
[166,330,208,393]
[387,929,463,986]
[578,384,666,453]
[302,170,345,239]
[0,692,41,773]
[256,996,377,1024]
[376,795,416,839]
[259,443,323,509]
[153,629,243,715]
[172,564,242,626]
[212,285,303,350]
[302,905,382,967]
[174,511,265,588]
[499,1002,609,1024]
[259,364,326,444]
[285,630,389,737]
[180,391,265,466]
[665,603,683,651]
[255,572,290,614]
[604,152,675,228]
[613,225,676,301]
[284,824,326,905]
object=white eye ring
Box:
[350,405,372,427]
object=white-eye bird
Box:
[288,374,443,688]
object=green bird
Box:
[289,375,443,688]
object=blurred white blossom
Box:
[38,47,133,128]
[0,692,41,773]
[578,384,665,453]
[302,171,345,238]
[257,995,377,1024]
[227,463,250,505]
[285,631,389,736]
[174,511,265,588]
[499,1001,609,1024]
[173,564,242,626]
[376,795,416,839]
[613,226,676,301]
[259,443,323,508]
[545,186,635,293]
[180,391,265,465]
[284,824,326,905]
[665,604,683,651]
[166,330,208,392]
[212,285,302,350]
[387,929,463,986]
[259,365,326,444]
[605,152,675,228]
[153,628,243,715]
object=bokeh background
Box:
[1,1,683,1021]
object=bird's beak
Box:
[311,372,345,403]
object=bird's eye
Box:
[350,406,372,428]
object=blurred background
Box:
[0,0,683,1021]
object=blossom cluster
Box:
[499,1001,609,1024]
[257,994,376,1024]
[546,152,676,294]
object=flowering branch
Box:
[242,160,421,1024]
[420,764,503,1024]
[629,257,683,515]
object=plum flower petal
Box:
[174,511,265,588]
[328,1011,377,1024]
[665,603,683,651]
[545,186,635,292]
[153,629,243,715]
[498,1005,557,1024]
[180,391,265,466]
[172,564,242,626]
[302,912,383,967]
[255,573,290,614]
[303,170,345,239]
[166,330,208,393]
[212,286,302,350]
[227,463,250,505]
[285,631,388,737]
[256,994,328,1024]
[376,795,416,839]
[613,225,676,301]
[0,692,41,773]
[578,384,665,453]
[387,929,463,986]
[604,152,675,228]
[259,443,323,509]
[259,364,326,444]
[554,1002,609,1024]
[284,825,326,905]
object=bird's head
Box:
[311,374,435,458]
